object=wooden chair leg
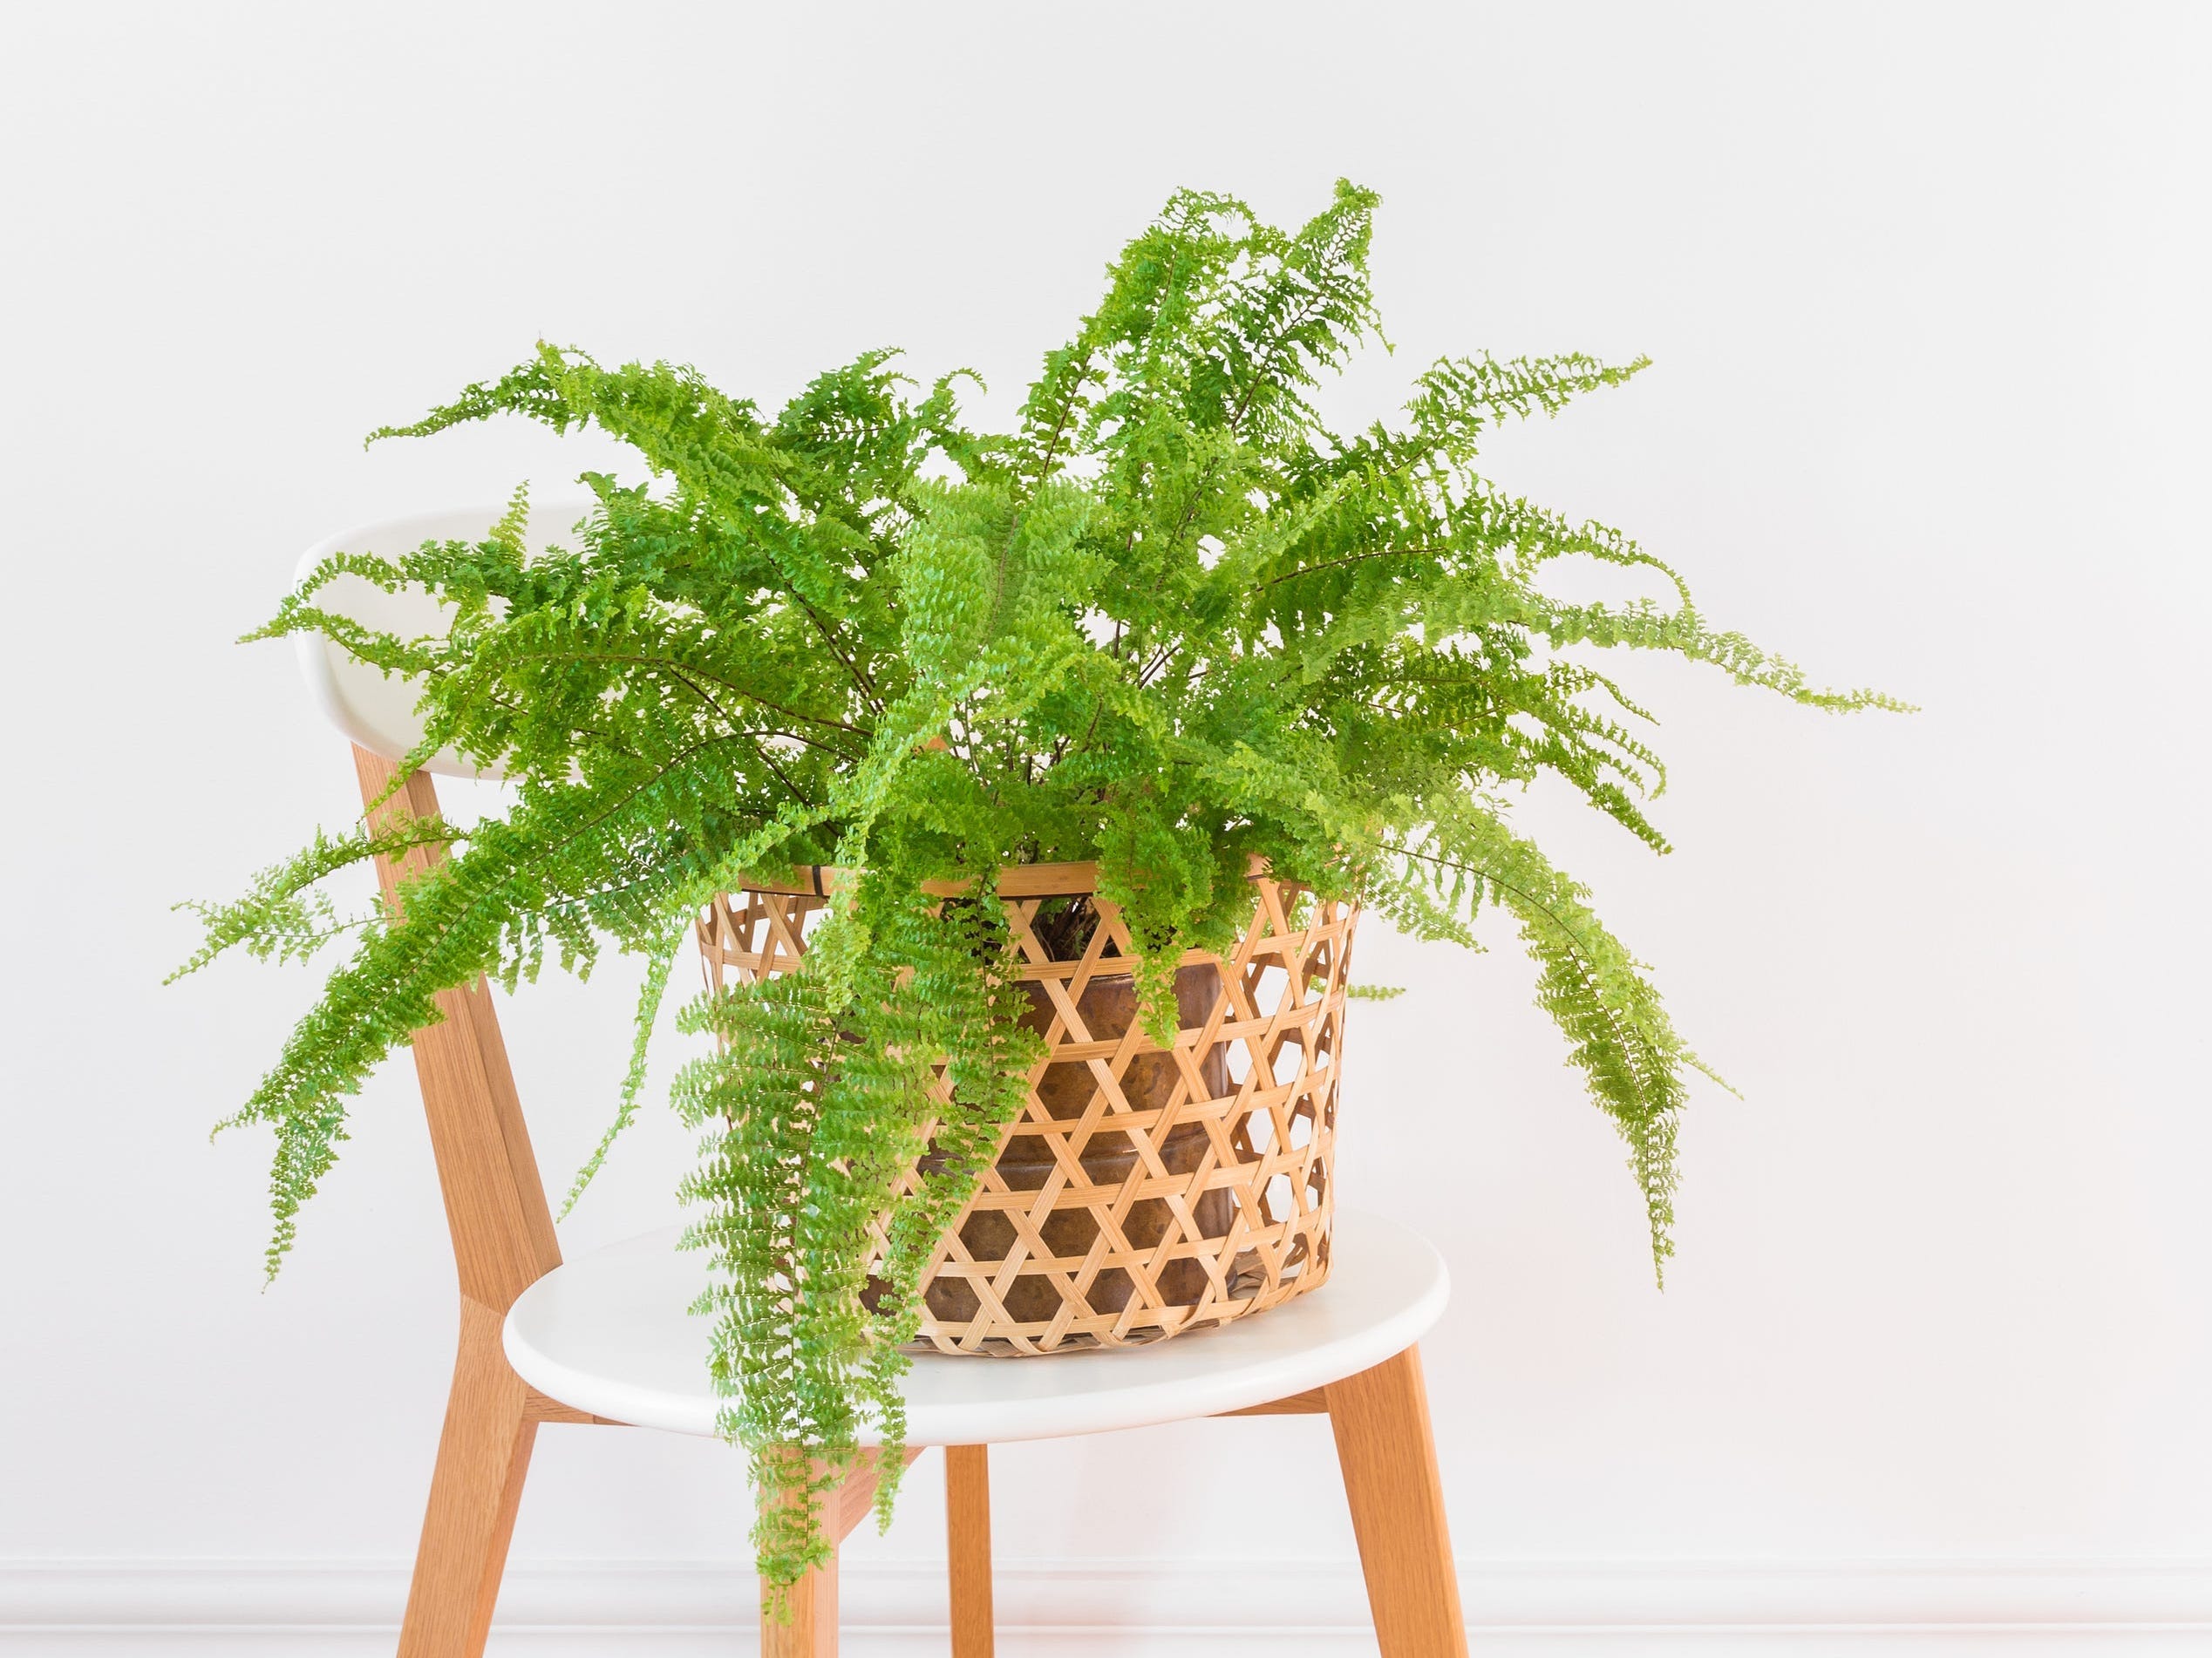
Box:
[759,1447,922,1658]
[1324,1344,1467,1658]
[762,1553,839,1658]
[397,1301,538,1658]
[944,1444,995,1658]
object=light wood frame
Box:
[353,748,1467,1658]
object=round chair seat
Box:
[504,1208,1449,1444]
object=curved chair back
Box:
[289,503,609,1325]
[295,500,597,777]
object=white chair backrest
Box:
[293,501,597,779]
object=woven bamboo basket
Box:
[695,861,1359,1356]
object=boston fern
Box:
[180,180,1896,1588]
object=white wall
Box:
[4,3,2209,1649]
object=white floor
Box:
[7,1558,2209,1655]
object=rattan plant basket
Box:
[696,862,1358,1356]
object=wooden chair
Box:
[293,507,1469,1658]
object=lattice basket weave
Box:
[695,863,1358,1356]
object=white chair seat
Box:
[504,1208,1448,1444]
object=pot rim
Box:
[737,854,1278,902]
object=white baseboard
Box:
[4,1557,2210,1655]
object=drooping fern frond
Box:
[1386,803,1725,1284]
[167,816,456,982]
[178,176,1902,1593]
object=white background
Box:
[4,3,2209,1649]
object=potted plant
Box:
[177,180,1897,1588]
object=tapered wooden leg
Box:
[1324,1345,1467,1658]
[762,1552,839,1658]
[944,1445,995,1658]
[397,1301,538,1658]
